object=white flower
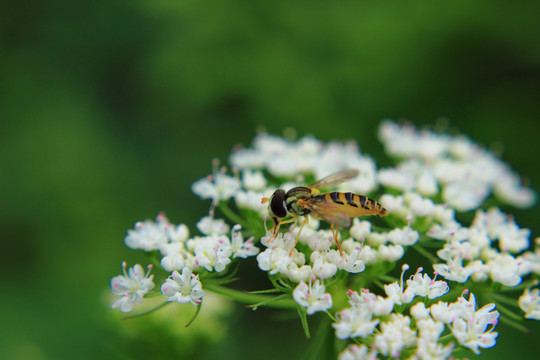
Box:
[192,173,241,202]
[430,301,457,324]
[384,264,415,304]
[450,298,499,355]
[405,192,436,217]
[159,242,195,272]
[188,235,232,272]
[111,263,154,313]
[310,251,338,279]
[404,267,449,300]
[494,172,536,208]
[196,216,230,235]
[413,339,454,360]
[335,247,366,274]
[257,233,306,279]
[378,166,415,192]
[349,219,372,241]
[234,189,267,215]
[378,194,407,218]
[161,267,204,305]
[348,289,394,317]
[410,302,430,320]
[333,307,380,339]
[378,120,536,211]
[487,253,522,287]
[518,288,540,320]
[387,226,419,246]
[373,313,416,357]
[293,278,332,315]
[378,244,404,262]
[124,216,167,251]
[285,263,313,283]
[338,344,377,360]
[230,224,259,258]
[241,169,267,190]
[124,213,190,252]
[416,318,445,342]
[433,257,474,283]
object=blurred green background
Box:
[1,0,539,359]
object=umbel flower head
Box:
[109,120,539,359]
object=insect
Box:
[261,169,387,256]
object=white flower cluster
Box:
[110,213,259,312]
[110,263,154,313]
[230,133,379,195]
[336,266,499,359]
[111,120,539,359]
[431,207,537,286]
[255,217,423,284]
[378,120,536,211]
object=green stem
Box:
[412,244,438,263]
[205,283,296,309]
[218,201,249,227]
[122,301,171,320]
[488,292,520,308]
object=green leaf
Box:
[122,301,171,320]
[297,304,311,341]
[185,300,203,327]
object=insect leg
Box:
[331,223,344,256]
[289,216,308,256]
[269,216,297,240]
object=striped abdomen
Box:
[319,192,388,217]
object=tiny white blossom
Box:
[230,224,260,258]
[349,219,372,241]
[384,264,414,304]
[450,295,499,355]
[111,263,154,313]
[433,257,474,283]
[357,244,378,265]
[188,235,232,272]
[334,247,366,274]
[192,173,241,202]
[333,307,380,339]
[410,302,430,320]
[378,244,404,262]
[124,215,167,251]
[404,192,436,217]
[241,169,267,190]
[293,277,332,315]
[518,288,540,320]
[161,267,204,305]
[159,242,195,272]
[404,267,449,300]
[494,172,536,208]
[386,226,419,246]
[125,213,190,252]
[338,344,377,360]
[373,313,416,357]
[413,338,454,360]
[348,289,394,317]
[196,216,230,235]
[257,232,306,279]
[235,189,267,215]
[487,253,522,287]
[311,251,338,279]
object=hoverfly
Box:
[261,169,387,256]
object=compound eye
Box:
[270,189,288,218]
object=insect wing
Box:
[304,199,352,228]
[309,169,359,190]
